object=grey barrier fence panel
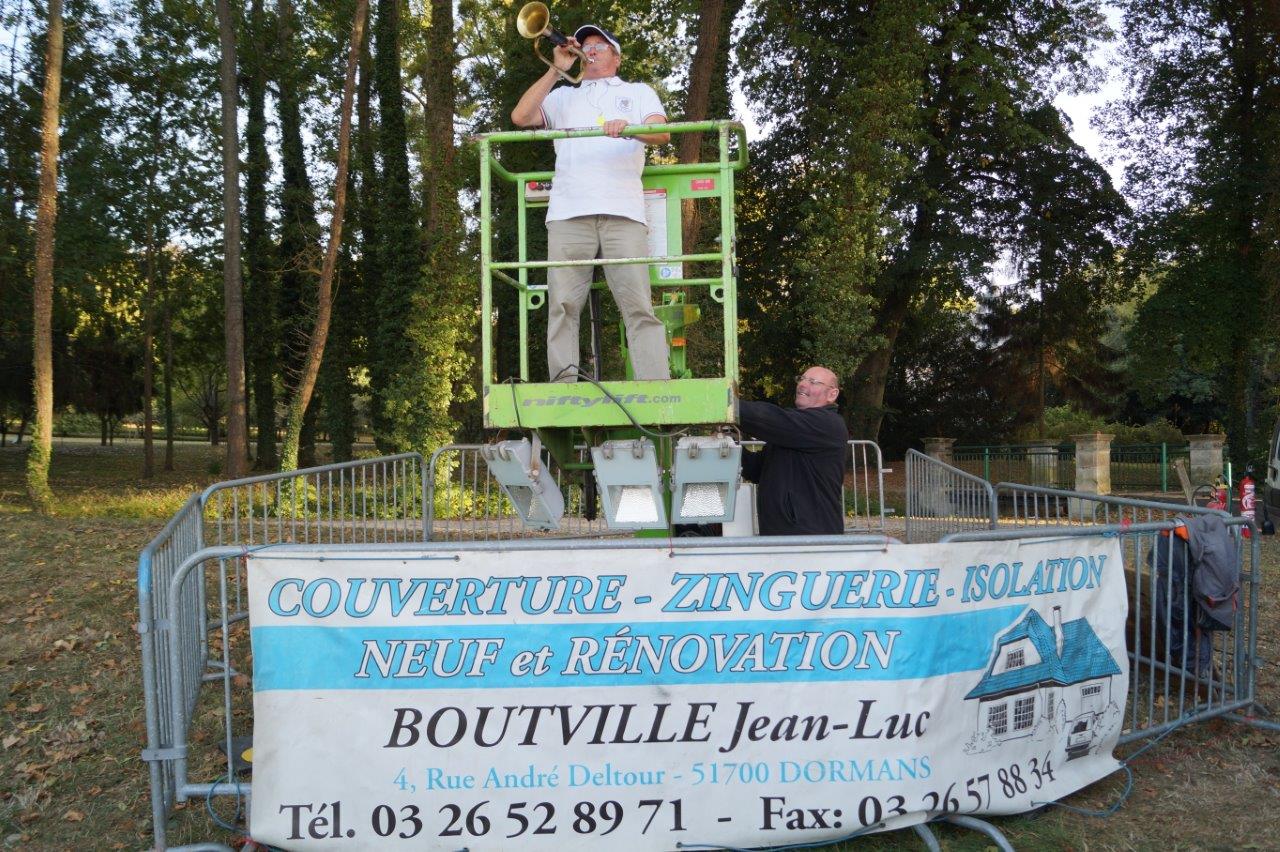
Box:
[905,448,998,543]
[994,482,1226,528]
[138,453,429,850]
[942,518,1266,744]
[138,494,205,850]
[426,440,887,541]
[202,452,428,548]
[844,439,887,534]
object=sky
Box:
[1053,4,1128,193]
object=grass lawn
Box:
[1,441,1278,850]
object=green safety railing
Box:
[473,120,748,392]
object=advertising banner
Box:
[248,537,1127,849]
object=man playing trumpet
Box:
[511,23,672,382]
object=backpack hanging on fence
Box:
[1174,514,1240,632]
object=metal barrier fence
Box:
[138,453,429,850]
[141,447,1269,850]
[995,481,1214,528]
[943,518,1264,744]
[905,448,998,543]
[426,440,887,540]
[203,452,428,547]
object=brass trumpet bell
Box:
[517,1,587,84]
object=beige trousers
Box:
[546,215,670,382]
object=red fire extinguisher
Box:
[1207,475,1229,512]
[1239,466,1256,537]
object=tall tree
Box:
[368,0,472,451]
[677,0,742,250]
[214,0,249,477]
[279,0,368,471]
[739,0,926,407]
[976,104,1127,435]
[244,0,277,467]
[1108,0,1280,466]
[274,0,322,466]
[26,0,63,512]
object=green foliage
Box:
[5,0,1263,465]
[1040,405,1189,445]
[737,0,925,397]
[1106,0,1280,466]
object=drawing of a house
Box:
[965,606,1121,753]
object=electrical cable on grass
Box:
[205,774,245,833]
[1031,711,1196,817]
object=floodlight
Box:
[481,438,564,530]
[590,439,668,530]
[672,435,741,524]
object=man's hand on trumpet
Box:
[553,38,585,71]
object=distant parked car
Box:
[1265,418,1279,529]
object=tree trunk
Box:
[26,0,62,513]
[163,302,175,471]
[369,0,424,449]
[1224,3,1263,470]
[279,0,368,471]
[142,249,156,477]
[215,0,249,479]
[245,0,277,469]
[845,290,910,440]
[420,0,456,237]
[275,0,323,468]
[678,0,740,251]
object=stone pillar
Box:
[1027,439,1059,487]
[920,438,956,517]
[1074,433,1114,494]
[1187,434,1225,484]
[924,437,956,465]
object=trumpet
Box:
[516,1,590,84]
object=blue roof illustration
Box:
[965,609,1120,700]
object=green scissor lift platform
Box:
[476,120,746,424]
[473,120,748,528]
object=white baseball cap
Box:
[573,24,621,52]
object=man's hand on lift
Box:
[603,119,628,137]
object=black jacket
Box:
[738,400,847,536]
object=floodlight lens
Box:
[614,485,660,524]
[679,483,725,519]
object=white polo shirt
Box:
[540,76,666,224]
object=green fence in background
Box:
[1110,443,1189,492]
[953,442,1192,493]
[953,444,1076,490]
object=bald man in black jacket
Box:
[738,366,849,536]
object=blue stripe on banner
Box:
[252,606,1026,691]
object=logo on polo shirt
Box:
[616,96,633,112]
